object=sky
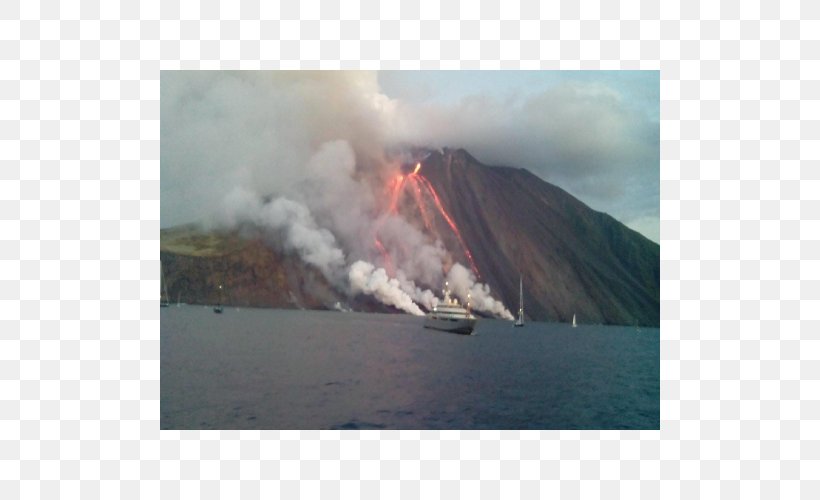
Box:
[161,70,659,242]
[377,70,660,242]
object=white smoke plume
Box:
[348,261,424,316]
[220,188,346,282]
[447,263,514,320]
[395,270,440,311]
[259,198,346,281]
[375,214,448,288]
[297,140,380,257]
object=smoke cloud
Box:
[220,188,346,282]
[447,263,514,320]
[395,270,440,312]
[348,261,424,316]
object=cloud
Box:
[384,80,659,225]
[161,71,391,228]
[624,215,661,244]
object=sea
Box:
[161,307,659,430]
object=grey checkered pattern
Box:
[2,0,819,497]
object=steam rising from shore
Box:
[447,264,514,320]
[348,261,424,316]
[221,189,346,282]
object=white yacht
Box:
[424,282,477,335]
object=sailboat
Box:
[572,313,577,328]
[213,284,224,313]
[513,275,524,327]
[160,263,170,307]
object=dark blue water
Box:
[161,307,659,430]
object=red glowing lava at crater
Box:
[373,161,480,277]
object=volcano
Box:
[161,147,659,327]
[408,148,659,327]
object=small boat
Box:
[214,284,224,313]
[160,263,170,307]
[572,313,577,328]
[424,281,477,335]
[513,275,524,327]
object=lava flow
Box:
[413,173,479,276]
[373,161,480,278]
[373,237,394,277]
[388,174,407,213]
[408,174,434,232]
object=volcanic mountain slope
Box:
[160,225,389,313]
[414,148,659,327]
[160,147,659,326]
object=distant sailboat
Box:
[514,275,524,327]
[572,313,577,328]
[213,284,224,313]
[160,263,170,307]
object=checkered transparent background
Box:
[1,0,818,498]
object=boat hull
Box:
[423,316,476,335]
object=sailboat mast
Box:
[161,262,169,302]
[513,274,524,326]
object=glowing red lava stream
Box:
[414,173,480,277]
[388,175,407,213]
[371,172,408,274]
[408,175,434,232]
[371,161,480,279]
[373,237,394,277]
